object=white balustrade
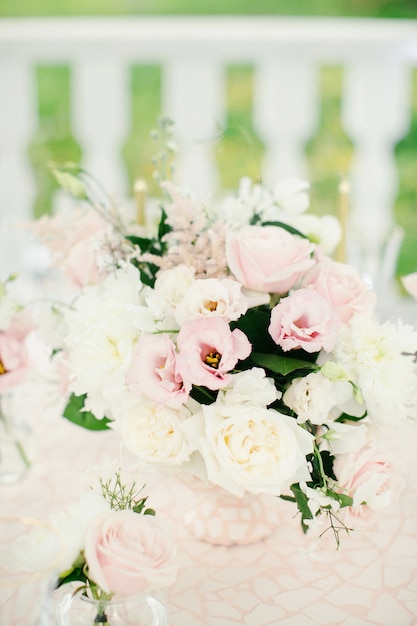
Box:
[0,16,416,303]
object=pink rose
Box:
[176,318,251,391]
[333,445,405,527]
[226,225,316,294]
[0,315,32,392]
[126,334,188,409]
[268,288,340,353]
[303,257,375,323]
[84,510,178,596]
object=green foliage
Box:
[63,394,111,431]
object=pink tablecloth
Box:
[1,400,417,626]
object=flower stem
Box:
[0,407,31,471]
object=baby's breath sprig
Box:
[99,470,155,516]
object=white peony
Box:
[174,277,249,325]
[64,264,155,419]
[112,398,196,468]
[182,402,313,497]
[323,315,417,425]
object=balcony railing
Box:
[1,16,417,314]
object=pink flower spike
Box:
[176,318,251,391]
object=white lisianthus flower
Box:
[283,371,363,425]
[300,482,341,517]
[287,214,341,255]
[220,177,276,228]
[182,402,313,497]
[272,177,310,215]
[323,315,417,425]
[111,398,197,468]
[322,421,368,455]
[174,277,249,325]
[144,264,195,326]
[64,264,155,419]
[219,367,281,406]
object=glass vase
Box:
[54,585,169,626]
[0,397,35,484]
[183,477,279,546]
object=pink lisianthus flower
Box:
[126,333,188,409]
[84,510,178,596]
[268,288,340,353]
[226,224,316,294]
[302,256,375,323]
[0,313,33,392]
[176,318,251,391]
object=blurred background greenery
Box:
[2,1,417,279]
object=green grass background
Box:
[2,1,417,279]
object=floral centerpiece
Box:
[28,121,417,546]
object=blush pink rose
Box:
[126,334,188,408]
[303,257,375,323]
[176,318,251,391]
[0,315,32,392]
[226,225,316,294]
[84,510,178,596]
[268,288,340,353]
[333,445,405,527]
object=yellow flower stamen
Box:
[205,300,218,312]
[204,351,221,369]
[0,360,6,375]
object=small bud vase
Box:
[54,585,169,626]
[0,396,35,484]
[182,478,279,546]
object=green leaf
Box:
[252,352,319,376]
[63,394,111,431]
[56,564,88,589]
[261,220,308,239]
[290,483,313,533]
[51,167,87,199]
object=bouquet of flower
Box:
[29,122,417,545]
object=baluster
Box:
[342,59,410,293]
[0,59,37,278]
[72,58,129,198]
[162,59,222,196]
[253,59,319,186]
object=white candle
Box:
[134,179,147,226]
[336,178,350,264]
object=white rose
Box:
[183,402,313,497]
[220,367,281,407]
[174,277,248,325]
[112,399,196,468]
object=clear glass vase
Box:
[53,585,169,626]
[0,397,35,484]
